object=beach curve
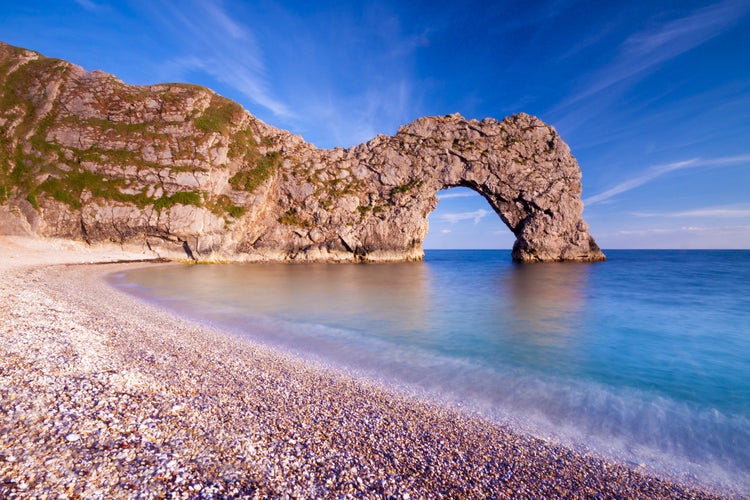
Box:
[0,236,730,498]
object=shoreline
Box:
[0,236,732,497]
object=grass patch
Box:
[278,207,309,227]
[0,56,67,139]
[229,151,282,193]
[226,204,246,218]
[40,169,125,209]
[6,146,41,198]
[34,164,202,212]
[65,116,161,137]
[153,190,202,211]
[357,205,371,217]
[390,179,423,197]
[194,96,243,134]
[206,194,246,219]
[357,203,385,219]
[26,192,38,209]
[228,129,258,159]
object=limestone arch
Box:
[385,113,605,262]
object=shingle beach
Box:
[0,236,730,498]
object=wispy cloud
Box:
[437,192,478,200]
[600,224,750,248]
[74,0,102,10]
[273,4,426,147]
[557,20,616,62]
[141,0,294,119]
[584,154,750,205]
[633,204,750,218]
[440,209,489,224]
[565,1,749,107]
[585,158,698,205]
[612,225,750,237]
[549,0,750,137]
[293,77,415,147]
[134,1,430,147]
[203,2,248,39]
[615,227,711,236]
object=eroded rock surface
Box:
[0,42,604,262]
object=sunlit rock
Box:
[0,41,604,262]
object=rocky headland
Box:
[0,41,604,262]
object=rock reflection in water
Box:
[502,263,592,345]
[127,261,432,342]
[255,262,432,339]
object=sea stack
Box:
[0,41,605,263]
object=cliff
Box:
[0,42,604,262]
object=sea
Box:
[108,250,750,494]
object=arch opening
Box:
[424,186,515,250]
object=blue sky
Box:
[2,0,749,249]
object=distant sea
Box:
[109,250,750,493]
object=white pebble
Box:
[65,433,80,442]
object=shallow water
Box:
[109,250,750,493]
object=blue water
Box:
[109,250,750,492]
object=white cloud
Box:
[566,0,749,106]
[440,209,489,225]
[615,227,710,236]
[585,158,697,205]
[440,229,452,234]
[437,192,478,200]
[74,0,101,10]
[633,205,750,218]
[672,208,750,218]
[203,2,248,40]
[302,77,416,147]
[584,154,750,206]
[549,1,750,137]
[596,224,750,249]
[137,0,429,147]
[143,0,294,119]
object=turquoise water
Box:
[110,250,750,492]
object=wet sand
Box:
[0,236,730,498]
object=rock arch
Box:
[313,113,606,263]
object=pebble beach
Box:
[0,236,731,498]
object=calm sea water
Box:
[109,250,750,492]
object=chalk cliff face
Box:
[0,42,604,262]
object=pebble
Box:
[0,243,739,499]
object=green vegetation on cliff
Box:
[227,126,285,195]
[229,151,282,193]
[278,207,310,227]
[390,179,423,197]
[194,96,243,134]
[0,44,253,220]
